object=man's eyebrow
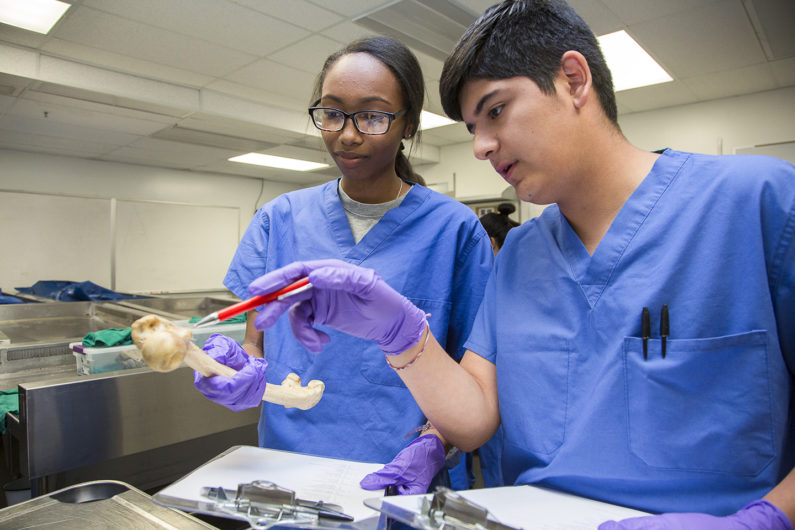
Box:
[465,89,500,134]
[474,89,500,117]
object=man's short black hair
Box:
[440,0,618,125]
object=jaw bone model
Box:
[131,314,324,410]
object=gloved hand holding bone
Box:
[131,314,324,410]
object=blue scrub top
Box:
[465,150,795,515]
[225,180,494,464]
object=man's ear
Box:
[560,50,592,110]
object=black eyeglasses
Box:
[308,107,407,135]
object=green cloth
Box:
[82,327,133,347]
[189,313,247,325]
[0,390,19,435]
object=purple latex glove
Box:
[249,259,426,355]
[598,500,793,530]
[360,435,446,495]
[193,334,268,412]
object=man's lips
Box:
[495,160,517,181]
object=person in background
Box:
[242,1,795,528]
[193,36,494,495]
[479,202,520,254]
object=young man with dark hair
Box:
[232,1,795,527]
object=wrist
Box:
[385,323,429,370]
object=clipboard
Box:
[153,445,385,528]
[365,484,651,529]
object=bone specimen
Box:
[131,314,324,410]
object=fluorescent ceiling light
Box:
[0,0,70,34]
[420,110,456,130]
[229,153,329,172]
[597,30,673,91]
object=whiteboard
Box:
[114,200,239,293]
[0,191,112,290]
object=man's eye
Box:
[488,105,503,119]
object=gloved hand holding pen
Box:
[249,259,427,356]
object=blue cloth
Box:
[465,150,795,515]
[225,180,494,469]
[15,280,142,301]
[0,289,24,304]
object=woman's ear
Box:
[559,50,592,110]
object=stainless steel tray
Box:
[0,480,216,529]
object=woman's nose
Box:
[339,117,362,144]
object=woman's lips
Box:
[335,151,366,168]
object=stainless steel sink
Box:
[0,302,151,374]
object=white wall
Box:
[419,86,795,220]
[0,149,302,293]
[2,85,793,292]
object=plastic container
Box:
[71,320,246,375]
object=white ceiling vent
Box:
[353,0,477,61]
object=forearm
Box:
[388,330,500,452]
[764,467,795,526]
[242,312,264,358]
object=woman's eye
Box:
[488,105,503,119]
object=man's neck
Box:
[561,137,660,255]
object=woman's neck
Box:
[340,174,405,204]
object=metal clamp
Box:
[417,487,520,530]
[201,480,353,529]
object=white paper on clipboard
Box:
[153,445,385,523]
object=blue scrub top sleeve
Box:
[447,224,494,360]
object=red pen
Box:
[194,277,312,328]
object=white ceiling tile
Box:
[0,129,122,157]
[0,93,14,113]
[203,79,307,114]
[600,0,724,25]
[629,1,766,78]
[615,80,699,114]
[0,23,49,48]
[567,0,625,35]
[0,111,141,146]
[40,39,213,88]
[769,57,795,87]
[412,48,445,83]
[268,34,346,75]
[81,0,310,55]
[223,59,317,106]
[176,115,309,146]
[683,63,779,101]
[105,137,238,169]
[307,0,396,18]
[320,20,379,44]
[0,43,38,80]
[233,0,344,32]
[53,7,257,77]
[13,92,172,136]
[419,121,470,146]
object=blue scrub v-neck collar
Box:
[323,178,429,264]
[554,150,686,308]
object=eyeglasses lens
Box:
[311,109,390,135]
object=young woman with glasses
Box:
[194,36,496,495]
